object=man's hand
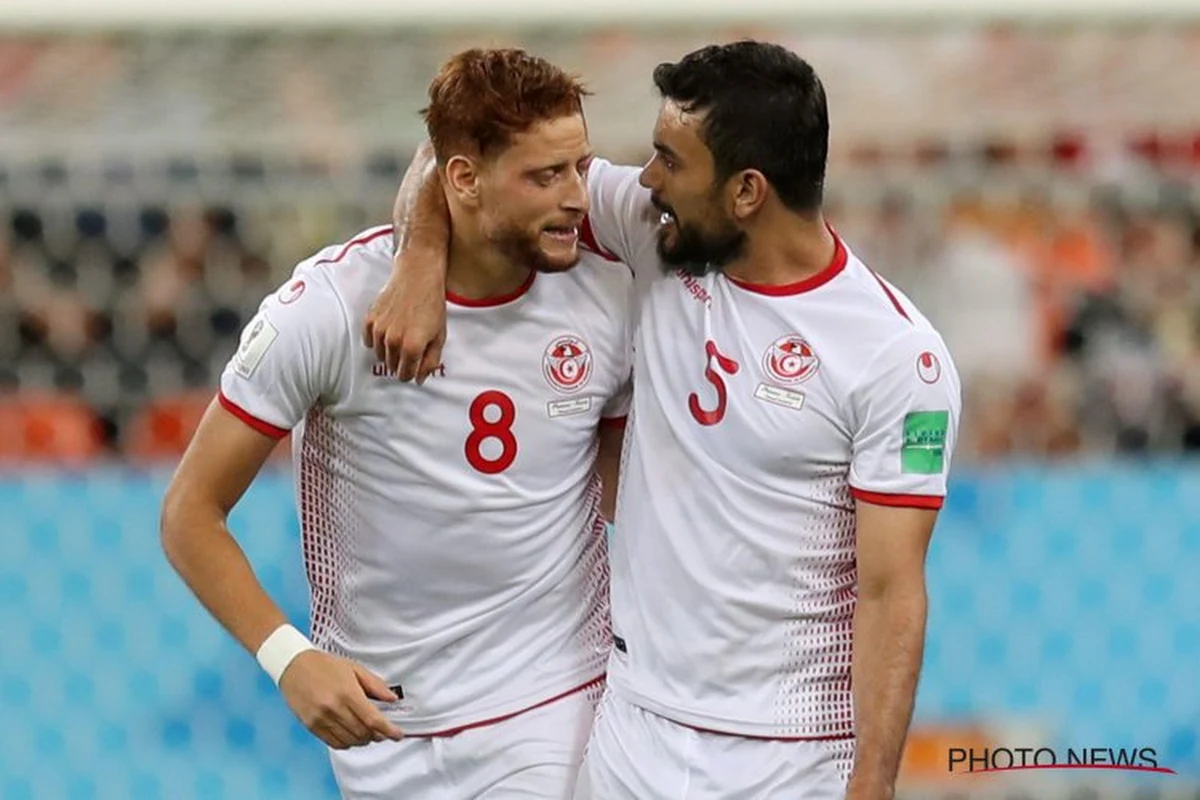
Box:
[278,650,405,749]
[362,248,447,383]
[363,140,449,383]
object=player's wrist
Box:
[255,623,317,686]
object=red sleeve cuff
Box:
[218,391,290,439]
[599,415,628,430]
[850,487,944,510]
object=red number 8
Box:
[465,390,518,474]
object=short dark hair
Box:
[652,41,828,213]
[423,48,590,163]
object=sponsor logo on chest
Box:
[372,363,446,379]
[368,333,600,419]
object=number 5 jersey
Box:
[218,225,632,735]
[584,158,963,741]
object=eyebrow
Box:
[526,153,594,175]
[653,141,681,162]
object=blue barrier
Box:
[922,463,1200,779]
[1,464,1197,797]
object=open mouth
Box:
[652,197,677,230]
[542,225,579,244]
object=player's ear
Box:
[443,155,482,208]
[728,169,769,221]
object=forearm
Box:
[598,456,619,521]
[161,502,290,656]
[596,425,624,520]
[392,141,449,258]
[849,582,928,795]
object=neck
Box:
[446,219,531,302]
[722,208,836,287]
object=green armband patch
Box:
[901,411,948,474]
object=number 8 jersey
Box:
[218,225,633,735]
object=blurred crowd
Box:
[1,27,1199,465]
[2,151,1199,465]
[0,161,391,463]
[835,174,1200,461]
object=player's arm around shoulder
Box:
[365,142,450,382]
[844,328,961,799]
[584,156,659,269]
[161,269,402,751]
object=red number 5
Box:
[688,340,739,426]
[465,390,518,474]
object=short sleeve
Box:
[599,264,634,423]
[601,374,632,422]
[584,158,659,273]
[218,270,348,438]
[848,330,962,509]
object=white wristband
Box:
[256,624,316,686]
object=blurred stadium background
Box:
[2,1,1199,798]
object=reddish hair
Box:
[422,48,590,162]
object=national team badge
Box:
[543,335,592,394]
[762,334,819,385]
[917,351,942,384]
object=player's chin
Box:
[536,231,581,271]
[656,230,689,265]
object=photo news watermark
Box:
[948,747,1177,775]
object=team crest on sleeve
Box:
[543,335,592,394]
[762,334,819,385]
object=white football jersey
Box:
[585,159,962,740]
[219,225,633,735]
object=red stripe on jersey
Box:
[851,487,943,510]
[599,415,628,429]
[218,391,289,439]
[867,270,912,322]
[446,268,536,307]
[410,675,605,738]
[313,226,394,267]
[579,216,620,262]
[725,229,848,296]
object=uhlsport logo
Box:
[762,334,819,385]
[917,350,942,384]
[278,279,306,305]
[543,335,592,394]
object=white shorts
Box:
[575,690,854,800]
[331,681,603,799]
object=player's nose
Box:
[638,154,660,190]
[561,168,589,214]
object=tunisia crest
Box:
[762,334,819,385]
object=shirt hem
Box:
[393,671,605,738]
[609,679,854,742]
